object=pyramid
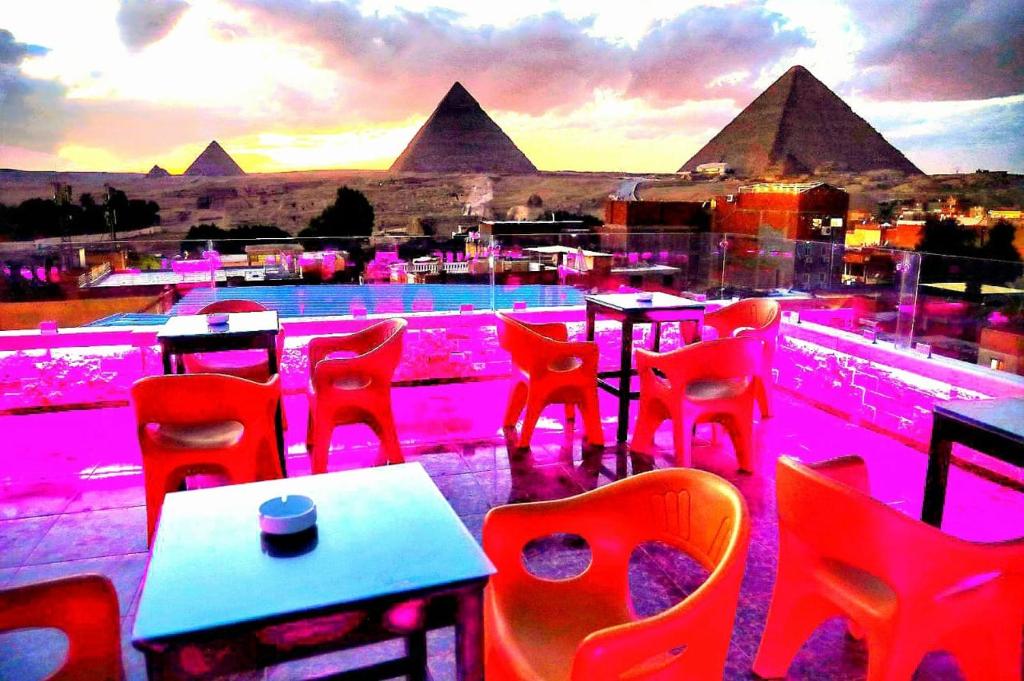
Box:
[391,82,536,174]
[680,66,922,177]
[183,141,245,176]
[145,164,170,178]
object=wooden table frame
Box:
[584,294,706,443]
[921,399,1024,527]
[157,312,286,475]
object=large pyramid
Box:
[184,141,246,176]
[680,66,922,177]
[391,82,536,174]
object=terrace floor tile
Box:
[27,506,147,565]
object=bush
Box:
[300,186,374,241]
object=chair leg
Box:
[311,418,333,475]
[580,390,604,448]
[753,585,835,679]
[756,374,773,418]
[564,402,576,423]
[672,414,694,468]
[503,381,528,429]
[518,395,546,449]
[864,625,925,681]
[723,412,754,473]
[630,401,660,456]
[305,408,315,453]
[375,406,404,465]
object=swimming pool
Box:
[169,284,584,317]
[87,284,585,326]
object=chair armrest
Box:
[516,319,569,342]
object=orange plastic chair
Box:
[497,312,604,450]
[754,455,1024,680]
[483,468,750,680]
[0,574,124,680]
[630,336,762,472]
[703,298,780,417]
[306,318,407,474]
[182,299,284,382]
[132,373,283,544]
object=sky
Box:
[0,0,1022,175]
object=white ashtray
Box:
[636,292,654,302]
[207,313,229,326]
[259,495,317,535]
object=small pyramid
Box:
[145,164,170,178]
[391,82,536,174]
[680,66,922,177]
[183,141,245,177]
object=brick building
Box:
[711,182,850,242]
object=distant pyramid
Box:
[145,164,170,178]
[184,141,245,177]
[680,66,922,177]
[391,82,537,174]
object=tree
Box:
[182,223,292,254]
[978,220,1023,285]
[301,186,374,241]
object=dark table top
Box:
[585,292,706,313]
[935,397,1024,444]
[132,463,494,644]
[157,311,279,341]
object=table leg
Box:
[406,630,428,681]
[922,424,953,527]
[585,304,596,342]
[267,335,287,478]
[616,321,634,443]
[653,322,662,352]
[160,344,173,375]
[174,354,185,375]
[455,585,485,681]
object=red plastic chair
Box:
[132,373,283,544]
[182,299,283,383]
[306,318,407,474]
[754,455,1024,680]
[497,312,604,450]
[0,574,124,680]
[703,298,780,417]
[483,468,750,680]
[630,336,762,472]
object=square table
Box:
[157,310,286,473]
[922,397,1024,527]
[132,463,495,680]
[585,293,706,443]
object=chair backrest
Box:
[309,318,407,386]
[712,299,781,361]
[496,312,568,369]
[0,575,123,680]
[640,335,763,389]
[776,456,981,595]
[197,299,268,314]
[486,468,749,679]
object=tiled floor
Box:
[0,383,1021,680]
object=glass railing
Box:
[2,230,1021,378]
[914,251,1024,371]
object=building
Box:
[712,182,849,243]
[603,200,709,233]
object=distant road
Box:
[610,177,652,201]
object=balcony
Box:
[0,232,1021,679]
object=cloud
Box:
[627,5,810,102]
[116,0,190,51]
[230,0,808,118]
[0,29,70,151]
[848,0,1024,100]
